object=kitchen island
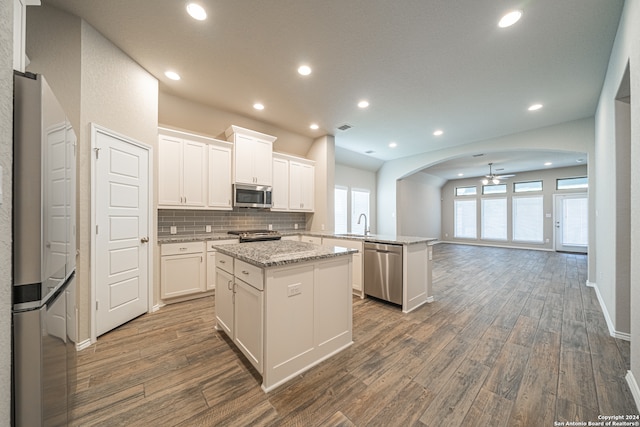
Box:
[212,240,357,392]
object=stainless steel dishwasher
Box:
[364,242,403,305]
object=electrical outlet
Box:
[268,224,273,230]
[287,284,301,297]
[206,225,212,233]
[170,226,177,235]
[294,224,298,230]
[321,224,325,230]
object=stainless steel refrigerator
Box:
[12,72,77,427]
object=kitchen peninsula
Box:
[212,240,356,392]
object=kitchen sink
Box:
[335,233,367,237]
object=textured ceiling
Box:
[44,0,623,172]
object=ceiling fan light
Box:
[492,178,500,184]
[482,178,489,185]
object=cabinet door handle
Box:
[227,280,233,290]
[219,259,226,264]
[179,247,187,251]
[241,270,249,275]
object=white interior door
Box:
[94,126,150,337]
[554,194,588,253]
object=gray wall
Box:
[27,3,159,343]
[397,172,445,238]
[1,0,12,423]
[440,166,587,250]
[595,0,640,399]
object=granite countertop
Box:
[158,233,239,244]
[158,231,437,246]
[212,240,358,268]
[298,232,437,245]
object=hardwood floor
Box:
[70,244,638,426]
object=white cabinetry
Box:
[158,134,207,208]
[271,155,289,211]
[215,255,264,372]
[289,160,314,211]
[225,125,276,186]
[208,144,233,209]
[160,242,206,299]
[322,238,363,296]
[158,128,233,210]
[206,239,237,290]
[272,153,315,212]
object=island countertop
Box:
[212,240,358,268]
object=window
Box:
[514,180,543,193]
[562,197,588,246]
[481,198,507,240]
[351,189,370,234]
[557,176,588,190]
[513,196,543,243]
[454,199,477,239]
[334,186,348,234]
[482,184,507,194]
[456,186,477,196]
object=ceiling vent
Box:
[337,123,353,131]
[472,153,485,157]
[365,150,375,154]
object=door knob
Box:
[140,237,149,243]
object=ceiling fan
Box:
[482,163,515,184]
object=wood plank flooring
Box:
[69,244,639,426]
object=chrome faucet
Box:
[357,213,369,235]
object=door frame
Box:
[90,123,154,343]
[553,192,588,253]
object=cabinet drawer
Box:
[234,260,264,290]
[161,241,204,256]
[216,252,234,273]
[207,239,238,252]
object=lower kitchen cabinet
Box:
[234,279,264,372]
[206,239,238,290]
[322,237,363,296]
[215,267,234,336]
[160,242,206,299]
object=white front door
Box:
[93,125,150,337]
[554,194,588,253]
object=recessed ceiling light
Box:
[358,100,369,109]
[433,130,444,136]
[309,123,319,130]
[186,3,207,20]
[165,71,181,81]
[389,142,397,148]
[253,103,265,110]
[528,103,543,111]
[544,162,552,166]
[576,158,585,163]
[498,10,522,28]
[298,65,312,76]
[458,173,464,177]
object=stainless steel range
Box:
[228,230,282,243]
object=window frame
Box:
[482,183,507,195]
[455,186,477,196]
[514,180,543,193]
[557,176,588,190]
[454,199,477,239]
[481,197,508,241]
[512,195,544,243]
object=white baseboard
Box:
[626,371,640,413]
[587,280,631,341]
[75,338,92,351]
[151,303,164,313]
[438,240,553,252]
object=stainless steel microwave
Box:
[233,184,272,208]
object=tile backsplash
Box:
[158,208,308,236]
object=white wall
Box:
[159,92,314,158]
[594,0,640,399]
[397,172,444,238]
[307,135,335,232]
[440,165,587,250]
[26,3,159,343]
[1,0,13,422]
[335,164,377,234]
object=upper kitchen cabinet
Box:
[158,134,207,207]
[272,152,315,212]
[158,128,233,210]
[208,143,233,209]
[289,159,314,212]
[225,125,276,186]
